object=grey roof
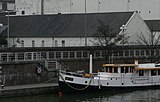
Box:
[0,0,15,2]
[145,20,160,31]
[0,12,134,37]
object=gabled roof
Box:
[0,12,134,37]
[144,20,160,31]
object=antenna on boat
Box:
[89,54,93,74]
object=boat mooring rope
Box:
[59,73,93,91]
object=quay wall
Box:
[0,61,57,86]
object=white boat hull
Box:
[59,72,160,93]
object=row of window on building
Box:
[18,40,65,47]
[0,48,160,62]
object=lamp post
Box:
[5,11,10,47]
[120,25,127,45]
[84,0,87,46]
[120,25,127,62]
[0,23,3,27]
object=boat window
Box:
[158,70,160,75]
[114,67,118,73]
[106,66,112,73]
[151,70,157,76]
[130,67,134,73]
[139,70,144,76]
[125,67,129,73]
[155,65,160,67]
[65,77,74,81]
[121,67,125,73]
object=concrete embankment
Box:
[0,83,59,97]
[0,61,59,97]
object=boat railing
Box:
[60,70,99,78]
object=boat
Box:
[58,55,160,93]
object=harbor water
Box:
[1,89,160,102]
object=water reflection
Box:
[1,89,160,102]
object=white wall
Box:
[10,37,96,47]
[15,0,160,19]
[7,3,15,11]
[0,2,2,10]
[16,0,41,15]
[123,12,151,44]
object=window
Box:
[114,67,118,73]
[125,67,129,73]
[41,52,47,59]
[130,50,134,56]
[55,40,58,47]
[21,40,24,47]
[119,51,123,56]
[22,11,25,15]
[121,67,125,73]
[151,70,157,76]
[95,51,100,57]
[156,50,159,56]
[83,51,88,58]
[32,40,35,47]
[158,70,160,75]
[77,52,82,58]
[56,52,61,59]
[125,50,129,56]
[113,51,118,56]
[139,70,144,76]
[41,40,45,47]
[49,52,54,59]
[130,67,134,73]
[62,40,65,47]
[63,52,68,58]
[135,50,139,56]
[69,52,75,58]
[106,67,112,73]
[141,50,145,56]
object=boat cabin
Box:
[102,63,160,77]
[102,64,137,74]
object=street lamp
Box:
[0,23,3,27]
[84,0,87,46]
[120,25,127,62]
[4,11,16,47]
[6,11,10,47]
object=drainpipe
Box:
[41,0,44,15]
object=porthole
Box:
[107,83,109,85]
[85,81,87,83]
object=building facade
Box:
[0,0,15,11]
[15,0,160,20]
[0,11,150,47]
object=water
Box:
[1,89,160,102]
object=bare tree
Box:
[94,20,129,63]
[136,27,160,62]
